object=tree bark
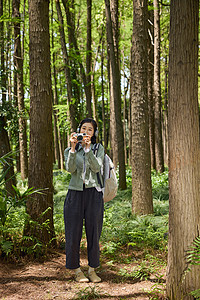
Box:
[0,117,17,196]
[24,0,55,246]
[0,0,6,104]
[62,0,92,117]
[167,0,200,299]
[13,0,28,180]
[51,7,62,169]
[147,4,156,170]
[55,0,77,131]
[163,54,168,167]
[130,0,153,215]
[106,0,118,167]
[0,0,16,195]
[153,0,164,173]
[86,0,92,113]
[105,0,126,190]
[101,38,107,150]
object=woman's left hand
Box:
[83,135,91,150]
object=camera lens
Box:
[77,135,83,141]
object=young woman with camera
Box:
[64,118,104,283]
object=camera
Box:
[74,132,87,142]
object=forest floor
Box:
[0,247,166,300]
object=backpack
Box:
[93,144,118,202]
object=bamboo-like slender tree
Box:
[153,0,164,173]
[86,0,92,111]
[147,2,156,170]
[13,0,28,180]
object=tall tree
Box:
[13,0,28,180]
[0,0,16,195]
[24,0,55,245]
[0,0,6,103]
[101,37,108,150]
[147,2,156,170]
[0,117,17,195]
[106,0,118,166]
[130,0,153,215]
[51,4,63,169]
[167,0,200,298]
[62,0,92,117]
[55,0,77,131]
[153,0,164,173]
[105,0,126,190]
[163,53,168,166]
[86,0,92,110]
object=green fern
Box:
[190,289,200,300]
[186,236,200,299]
[186,236,200,266]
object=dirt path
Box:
[0,250,166,300]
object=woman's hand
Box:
[82,134,91,150]
[70,132,77,152]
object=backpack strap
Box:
[92,143,103,188]
[92,143,100,156]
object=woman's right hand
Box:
[70,132,77,152]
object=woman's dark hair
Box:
[78,118,98,144]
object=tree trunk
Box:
[105,0,126,190]
[51,8,61,169]
[0,0,16,195]
[153,0,164,173]
[24,0,55,246]
[101,38,107,150]
[86,0,92,114]
[130,0,153,215]
[147,4,156,170]
[167,0,200,299]
[13,0,28,180]
[91,27,105,127]
[0,0,6,104]
[62,0,92,117]
[0,117,17,196]
[163,54,168,166]
[55,0,77,132]
[106,0,118,166]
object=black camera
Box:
[74,132,87,142]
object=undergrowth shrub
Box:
[1,163,169,260]
[101,168,169,255]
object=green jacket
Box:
[64,143,104,191]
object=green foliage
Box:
[74,286,109,300]
[53,170,70,240]
[51,168,169,255]
[190,289,200,300]
[185,236,200,299]
[101,197,168,255]
[186,236,200,267]
[151,169,169,201]
[0,153,54,258]
[0,164,169,261]
[99,168,169,257]
[119,261,152,281]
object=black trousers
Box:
[64,186,104,269]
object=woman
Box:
[64,118,104,283]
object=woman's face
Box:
[80,122,94,138]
